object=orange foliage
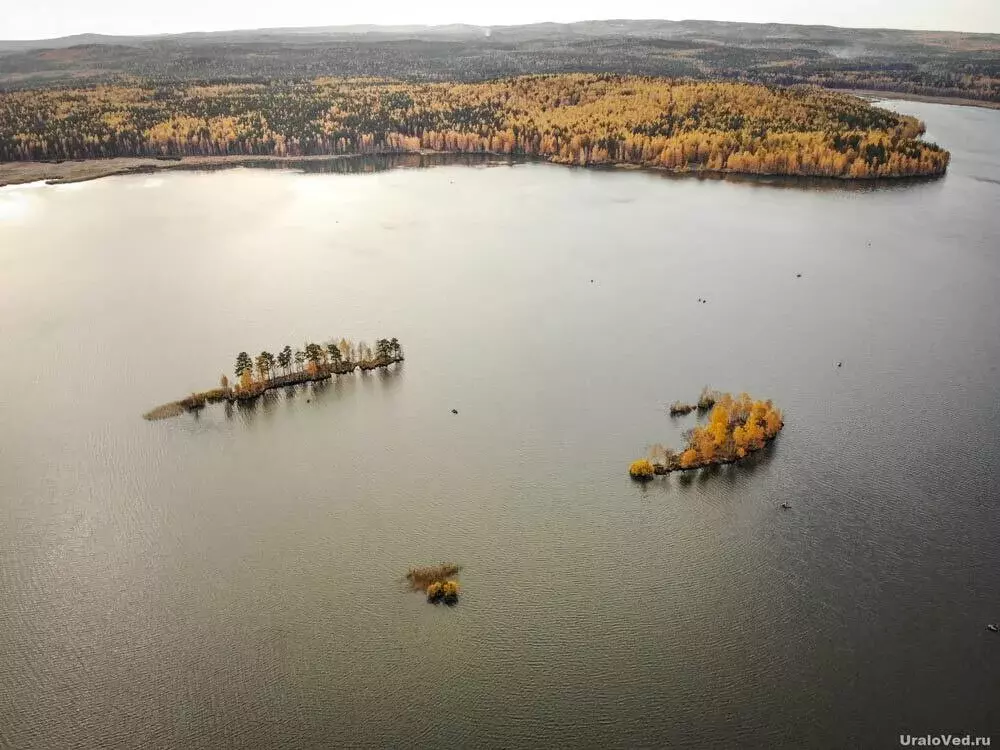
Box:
[1,76,949,179]
[629,459,656,480]
[636,391,784,475]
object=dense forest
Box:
[0,75,950,178]
[1,21,997,103]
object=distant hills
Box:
[1,19,997,102]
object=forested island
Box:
[144,337,403,420]
[0,75,950,183]
[630,391,784,479]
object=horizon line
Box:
[3,17,999,43]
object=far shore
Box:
[845,89,1000,111]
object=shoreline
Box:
[641,431,782,477]
[144,355,403,420]
[0,152,436,188]
[844,89,1000,111]
[0,149,949,189]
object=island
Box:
[407,564,461,605]
[670,387,721,415]
[1,75,950,187]
[630,391,784,479]
[143,337,403,420]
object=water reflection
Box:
[172,151,939,192]
[638,440,779,494]
[216,365,404,423]
[640,168,943,192]
[181,152,522,179]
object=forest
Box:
[0,75,950,178]
[630,392,784,478]
[1,21,997,104]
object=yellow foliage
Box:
[764,407,784,437]
[641,391,785,472]
[0,76,949,178]
[708,401,730,447]
[629,459,655,479]
[680,449,699,468]
[691,427,717,462]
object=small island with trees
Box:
[631,391,784,479]
[143,336,403,420]
[407,564,461,605]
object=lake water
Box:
[1,100,999,749]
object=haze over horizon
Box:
[5,0,1000,40]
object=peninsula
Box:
[144,337,403,420]
[0,75,950,186]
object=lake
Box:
[1,99,998,748]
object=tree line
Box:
[1,29,996,104]
[229,337,402,392]
[0,75,949,178]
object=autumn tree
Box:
[357,341,372,363]
[629,459,655,480]
[338,338,353,363]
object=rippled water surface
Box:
[1,100,999,748]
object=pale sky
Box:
[4,0,999,39]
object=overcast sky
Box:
[5,0,999,39]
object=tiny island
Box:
[669,386,720,416]
[144,336,403,420]
[407,564,461,605]
[631,390,784,479]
